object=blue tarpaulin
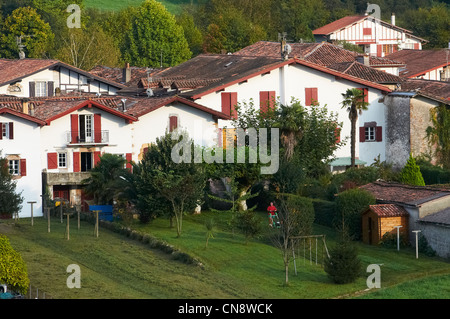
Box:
[89,205,113,222]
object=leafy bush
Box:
[0,235,29,294]
[335,188,376,240]
[312,199,337,228]
[416,159,450,185]
[379,232,409,249]
[418,233,436,257]
[234,210,262,244]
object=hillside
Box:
[84,0,196,14]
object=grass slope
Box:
[2,210,449,299]
[83,0,195,14]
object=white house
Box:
[0,107,45,218]
[312,14,427,57]
[0,58,125,98]
[149,54,394,168]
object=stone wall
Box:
[417,222,450,259]
[384,94,411,171]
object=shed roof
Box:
[366,204,409,217]
[419,208,450,226]
[360,181,450,207]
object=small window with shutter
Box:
[0,122,13,139]
[169,115,178,132]
[360,123,382,142]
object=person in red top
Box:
[267,202,277,227]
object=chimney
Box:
[122,63,131,83]
[356,54,370,66]
[391,13,395,26]
[22,99,29,114]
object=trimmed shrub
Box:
[335,188,376,240]
[400,154,425,186]
[312,199,337,228]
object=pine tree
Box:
[399,154,426,186]
[324,230,361,284]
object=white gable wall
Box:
[0,114,42,217]
[132,102,219,162]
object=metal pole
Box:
[394,226,403,251]
[413,230,421,259]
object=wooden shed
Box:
[362,204,409,245]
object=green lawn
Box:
[83,0,196,14]
[1,210,449,299]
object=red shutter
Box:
[230,92,238,119]
[221,92,238,119]
[376,126,382,142]
[414,43,420,50]
[8,122,13,139]
[260,91,276,114]
[94,114,102,143]
[363,28,372,36]
[311,88,318,105]
[73,152,80,172]
[70,114,78,144]
[221,92,231,116]
[217,128,223,147]
[0,124,3,140]
[260,91,269,114]
[305,88,312,106]
[360,127,366,142]
[363,88,369,103]
[126,153,132,172]
[93,151,101,167]
[20,159,26,176]
[47,152,58,169]
[169,116,178,132]
[335,127,341,144]
[377,45,383,57]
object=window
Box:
[58,153,67,168]
[360,124,382,142]
[363,28,372,36]
[0,122,13,140]
[365,127,376,141]
[8,160,19,175]
[259,91,276,114]
[35,81,47,97]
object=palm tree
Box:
[341,88,369,168]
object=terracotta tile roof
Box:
[89,65,168,87]
[234,41,404,67]
[327,61,402,83]
[386,49,450,78]
[360,181,450,206]
[0,59,59,86]
[366,204,409,217]
[121,95,230,120]
[312,15,367,35]
[234,41,319,59]
[0,59,126,89]
[399,79,450,103]
[0,107,46,126]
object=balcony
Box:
[65,130,109,145]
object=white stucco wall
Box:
[196,62,388,165]
[131,102,219,163]
[0,114,42,217]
